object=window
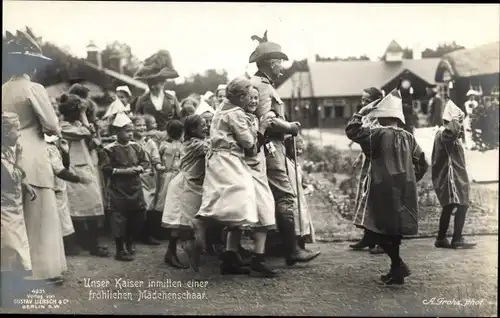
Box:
[324,105,333,118]
[334,105,345,118]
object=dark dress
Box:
[100,141,150,238]
[134,92,181,131]
[428,95,444,127]
[346,114,428,237]
[431,121,470,207]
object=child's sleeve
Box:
[229,110,256,150]
[99,146,114,177]
[135,144,150,171]
[47,145,65,175]
[411,138,429,182]
[60,121,92,141]
[147,139,162,167]
[345,114,380,156]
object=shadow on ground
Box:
[1,236,497,316]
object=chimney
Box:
[413,43,422,60]
[86,41,102,69]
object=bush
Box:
[470,100,499,152]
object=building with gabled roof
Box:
[276,40,440,128]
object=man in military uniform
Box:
[249,31,320,266]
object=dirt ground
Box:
[1,235,497,316]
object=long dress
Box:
[162,138,208,229]
[137,137,162,211]
[1,145,31,272]
[47,144,75,237]
[60,121,104,220]
[431,122,470,207]
[244,113,275,231]
[196,103,257,227]
[346,114,428,236]
[286,157,315,242]
[2,75,66,279]
[155,139,182,212]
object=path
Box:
[303,127,499,183]
[1,236,497,316]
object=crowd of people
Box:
[2,29,477,289]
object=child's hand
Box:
[359,103,378,116]
[259,117,273,134]
[59,139,69,154]
[79,176,93,184]
[22,183,37,201]
[155,164,166,172]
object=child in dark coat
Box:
[100,113,150,261]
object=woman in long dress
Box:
[2,30,67,285]
[190,77,259,273]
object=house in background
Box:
[434,41,499,111]
[45,41,148,110]
[276,40,441,129]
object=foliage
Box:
[470,100,500,152]
[315,54,370,62]
[167,69,229,100]
[100,41,141,77]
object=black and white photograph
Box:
[1,1,499,316]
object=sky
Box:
[3,2,500,80]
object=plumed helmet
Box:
[134,50,179,81]
[249,30,289,64]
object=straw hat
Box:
[370,89,405,124]
[3,29,51,66]
[249,30,289,63]
[134,50,179,81]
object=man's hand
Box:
[290,121,301,136]
[132,166,145,174]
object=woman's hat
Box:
[116,85,132,97]
[249,30,289,64]
[103,99,127,119]
[134,50,179,81]
[112,112,132,128]
[369,89,405,124]
[2,28,52,64]
[442,99,464,121]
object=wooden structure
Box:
[434,41,500,111]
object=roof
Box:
[435,42,500,80]
[83,60,148,91]
[276,72,313,99]
[46,81,105,99]
[278,58,441,99]
[385,40,403,53]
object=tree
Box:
[421,42,465,58]
[166,69,229,100]
[100,41,140,76]
[315,54,370,61]
[471,99,499,152]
